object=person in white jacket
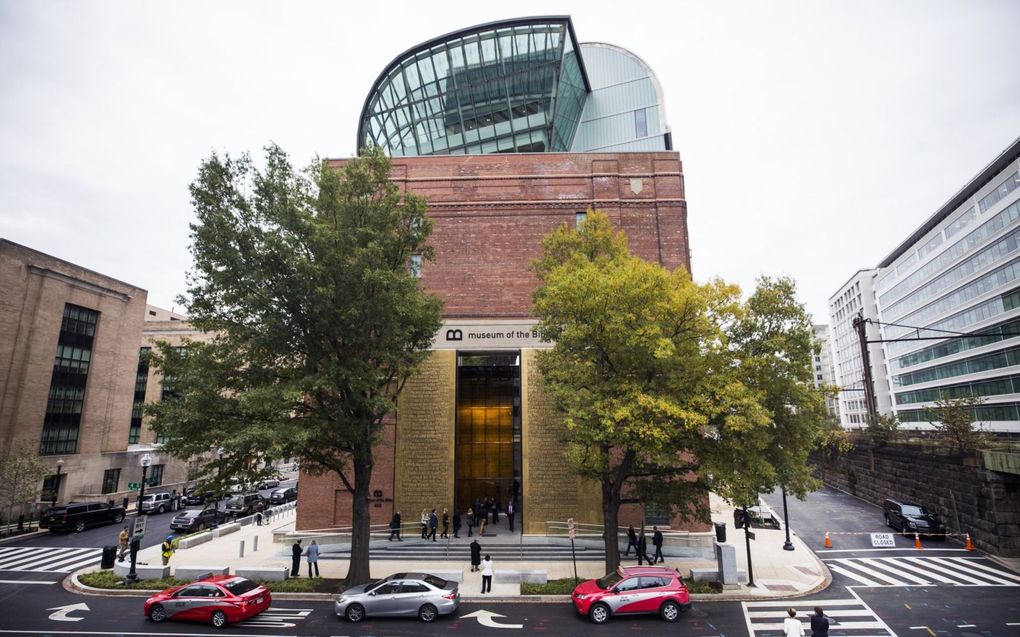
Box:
[784,608,805,637]
[480,554,493,594]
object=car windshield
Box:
[422,574,447,588]
[180,511,200,518]
[902,505,929,517]
[223,578,259,595]
[225,496,243,507]
[596,572,623,589]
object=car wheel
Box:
[210,610,228,628]
[73,520,86,533]
[418,603,438,623]
[158,505,166,514]
[113,512,124,524]
[345,604,365,623]
[148,604,167,623]
[660,601,681,622]
[589,603,610,624]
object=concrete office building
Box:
[299,16,698,534]
[0,239,194,516]
[812,324,839,420]
[828,269,892,429]
[876,138,1020,433]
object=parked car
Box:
[335,572,460,623]
[144,575,271,628]
[258,478,281,490]
[139,492,174,514]
[183,487,216,507]
[224,493,267,518]
[40,501,126,533]
[269,487,297,505]
[883,499,947,536]
[170,508,228,534]
[571,566,691,624]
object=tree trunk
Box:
[344,455,373,585]
[602,479,622,574]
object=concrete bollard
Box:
[253,536,259,552]
[239,540,245,558]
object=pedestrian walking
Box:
[306,539,320,578]
[428,509,438,541]
[480,554,493,594]
[420,509,429,539]
[160,535,176,566]
[637,528,653,565]
[466,507,475,537]
[810,607,832,637]
[652,526,664,563]
[478,511,488,536]
[453,510,462,538]
[470,538,482,572]
[491,497,499,524]
[291,539,303,577]
[255,509,264,526]
[117,526,130,561]
[389,511,402,541]
[506,501,515,532]
[441,508,450,539]
[625,524,638,556]
[784,608,805,637]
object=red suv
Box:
[572,566,691,624]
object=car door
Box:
[608,577,642,614]
[394,581,429,616]
[633,576,667,612]
[171,585,208,620]
[365,581,401,616]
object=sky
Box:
[2,0,1019,322]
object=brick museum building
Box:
[297,17,704,534]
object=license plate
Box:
[256,596,263,604]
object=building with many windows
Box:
[812,324,839,420]
[298,16,697,534]
[0,239,194,515]
[876,137,1020,433]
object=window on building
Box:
[129,347,150,444]
[410,254,423,278]
[575,211,587,227]
[634,108,648,138]
[147,464,164,487]
[101,468,120,494]
[40,304,99,455]
[41,473,62,503]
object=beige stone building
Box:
[0,239,195,518]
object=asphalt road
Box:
[1,483,1018,636]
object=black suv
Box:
[883,499,947,536]
[269,487,297,505]
[225,493,267,518]
[170,508,229,533]
[183,487,217,507]
[40,501,126,533]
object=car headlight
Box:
[906,520,917,529]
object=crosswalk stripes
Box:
[0,546,102,573]
[824,556,1020,587]
[743,597,895,637]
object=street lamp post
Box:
[126,453,152,581]
[217,447,225,511]
[781,487,795,551]
[51,459,64,506]
[742,506,756,588]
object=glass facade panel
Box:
[455,353,520,515]
[892,316,1020,371]
[893,345,1020,387]
[899,401,1020,423]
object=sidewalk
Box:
[72,494,829,602]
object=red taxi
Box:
[144,575,271,628]
[572,565,691,624]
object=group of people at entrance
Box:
[385,497,518,542]
[624,525,665,565]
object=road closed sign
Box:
[870,532,895,547]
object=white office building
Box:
[875,138,1020,433]
[828,270,892,429]
[812,324,839,420]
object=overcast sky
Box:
[2,1,1019,322]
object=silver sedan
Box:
[335,572,460,623]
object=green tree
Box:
[532,212,772,571]
[147,145,443,585]
[926,395,989,454]
[0,443,47,533]
[725,277,828,505]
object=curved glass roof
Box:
[357,17,591,156]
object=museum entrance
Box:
[455,352,521,525]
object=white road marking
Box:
[0,579,55,584]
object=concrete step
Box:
[321,543,608,561]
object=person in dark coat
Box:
[491,497,499,523]
[441,508,450,539]
[652,526,664,563]
[506,500,516,532]
[388,511,402,541]
[452,510,462,538]
[625,525,638,556]
[810,607,831,637]
[428,509,438,541]
[466,507,475,537]
[291,539,303,577]
[469,539,482,572]
[637,528,652,565]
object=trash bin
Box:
[100,545,117,569]
[714,522,726,543]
